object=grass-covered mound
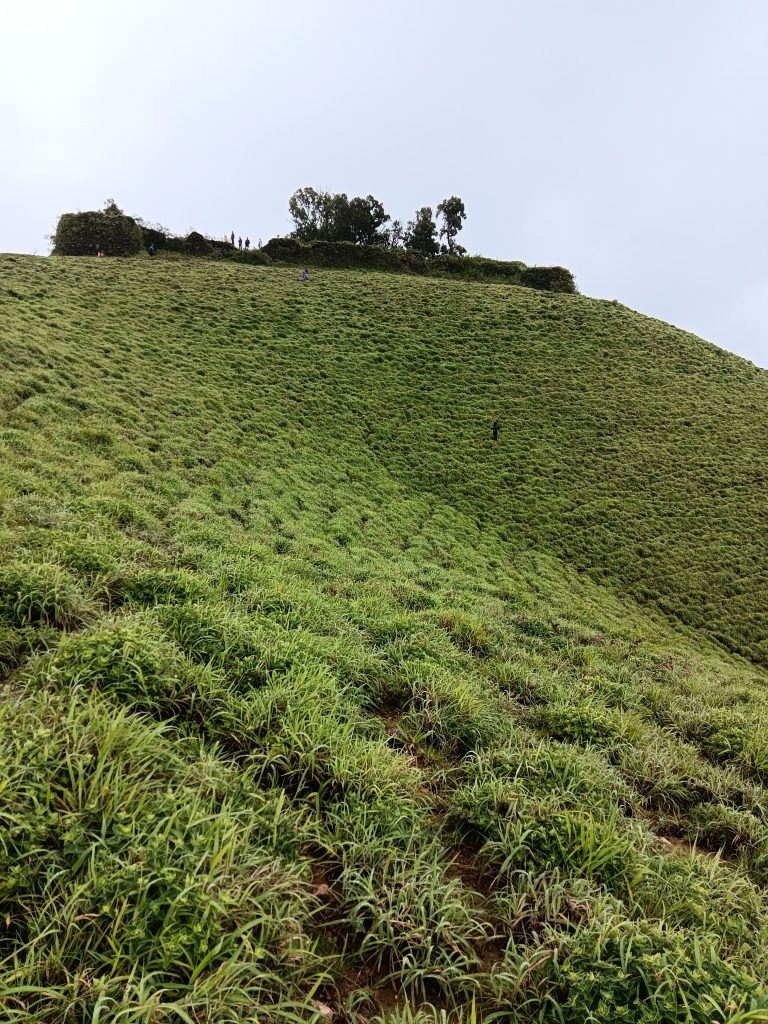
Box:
[1,253,768,1021]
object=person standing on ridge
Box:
[238,236,242,250]
[230,231,235,246]
[244,237,250,250]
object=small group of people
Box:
[228,231,251,250]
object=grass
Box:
[1,252,768,1020]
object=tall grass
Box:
[1,252,768,1019]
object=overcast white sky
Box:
[2,1,767,366]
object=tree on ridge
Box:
[405,207,439,257]
[437,196,467,255]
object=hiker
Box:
[238,236,242,250]
[301,268,309,283]
[230,231,235,246]
[147,242,156,257]
[244,237,250,250]
[96,244,105,257]
[492,420,500,441]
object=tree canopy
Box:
[405,207,439,257]
[287,188,466,256]
[437,196,467,255]
[288,188,390,245]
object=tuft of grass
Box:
[0,561,90,629]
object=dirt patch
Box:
[445,844,493,895]
[655,833,727,863]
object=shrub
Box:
[431,252,527,283]
[139,225,167,250]
[261,237,575,292]
[521,265,577,293]
[53,209,143,256]
[185,230,212,256]
[262,237,303,261]
[218,246,271,265]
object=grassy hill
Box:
[2,253,768,1022]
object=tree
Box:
[347,195,390,246]
[405,207,439,257]
[324,193,352,242]
[384,219,406,249]
[436,196,467,254]
[289,188,390,245]
[288,187,335,241]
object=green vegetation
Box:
[53,198,576,294]
[285,186,466,256]
[53,202,143,257]
[288,187,393,246]
[1,252,768,1021]
[405,206,440,258]
[260,238,576,292]
[435,197,467,256]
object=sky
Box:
[2,0,767,367]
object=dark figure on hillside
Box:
[301,268,309,283]
[96,244,105,257]
[238,236,242,250]
[147,242,156,257]
[244,237,250,250]
[492,420,500,441]
[230,231,235,246]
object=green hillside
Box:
[2,253,768,1022]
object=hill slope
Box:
[1,254,768,1022]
